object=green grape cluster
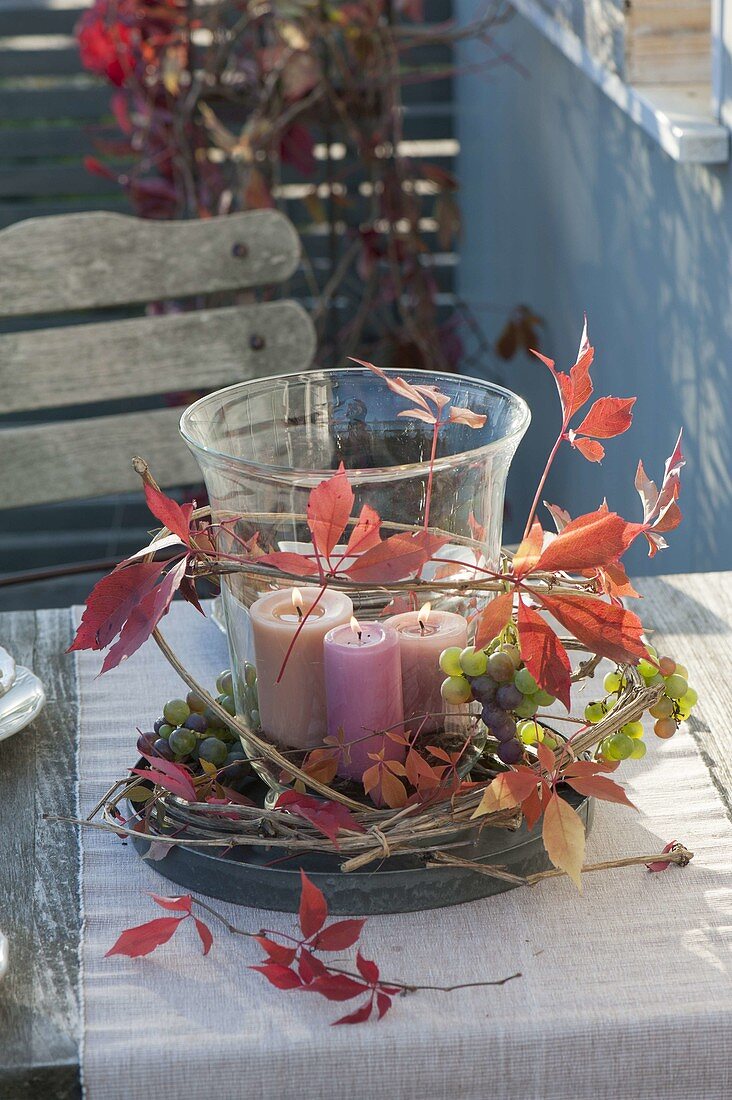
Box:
[584,645,697,763]
[136,668,252,789]
[439,637,556,765]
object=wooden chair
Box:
[0,209,315,601]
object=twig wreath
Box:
[63,320,696,1023]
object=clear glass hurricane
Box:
[180,367,530,796]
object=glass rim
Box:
[179,366,531,479]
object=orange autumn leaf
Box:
[542,792,586,891]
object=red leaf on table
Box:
[540,593,649,666]
[575,396,635,439]
[253,936,297,966]
[533,510,643,574]
[313,920,366,952]
[68,559,165,652]
[307,464,354,562]
[298,949,329,983]
[194,918,213,956]
[143,482,193,545]
[542,792,586,891]
[251,963,303,990]
[275,791,365,848]
[133,753,198,802]
[308,973,368,1001]
[345,504,382,556]
[517,599,572,709]
[570,437,605,463]
[150,893,192,913]
[100,558,188,672]
[355,951,380,984]
[512,521,545,577]
[565,774,636,809]
[255,552,320,577]
[376,991,393,1019]
[105,915,183,958]
[333,1001,373,1025]
[299,870,328,940]
[647,840,678,872]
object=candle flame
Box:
[350,616,363,642]
[292,587,304,619]
[418,601,431,630]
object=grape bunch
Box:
[439,639,556,765]
[136,669,251,786]
[584,645,698,762]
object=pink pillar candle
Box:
[323,620,405,786]
[250,586,353,750]
[385,603,468,733]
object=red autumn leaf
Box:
[512,521,544,577]
[600,560,640,600]
[571,437,605,463]
[275,791,365,848]
[647,840,678,872]
[542,792,586,890]
[312,919,366,952]
[150,893,192,913]
[363,761,408,808]
[561,759,620,778]
[376,991,393,1019]
[132,753,198,802]
[575,396,635,440]
[517,599,572,709]
[531,320,594,425]
[254,936,297,965]
[68,559,165,652]
[333,1001,373,1025]
[299,870,328,940]
[448,406,487,429]
[564,774,636,809]
[344,531,439,583]
[100,558,188,673]
[106,915,183,958]
[345,504,382,556]
[349,358,430,411]
[143,482,193,545]
[194,918,213,956]
[397,407,437,425]
[544,501,572,532]
[251,963,303,990]
[356,951,380,984]
[540,593,648,666]
[307,464,354,562]
[308,974,369,1001]
[533,510,643,574]
[298,950,329,984]
[520,784,544,831]
[472,767,537,817]
[255,552,319,577]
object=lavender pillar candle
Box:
[323,618,405,787]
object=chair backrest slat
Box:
[3,407,203,509]
[0,301,315,413]
[0,210,316,514]
[0,210,301,317]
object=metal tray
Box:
[128,775,594,914]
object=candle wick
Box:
[296,606,303,621]
[419,619,426,635]
[357,629,362,644]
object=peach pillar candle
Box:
[323,618,405,785]
[385,602,468,733]
[250,586,353,750]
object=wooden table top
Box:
[1,574,730,1098]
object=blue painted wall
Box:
[456,4,732,575]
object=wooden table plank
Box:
[0,608,80,1099]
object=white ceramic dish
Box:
[0,665,46,742]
